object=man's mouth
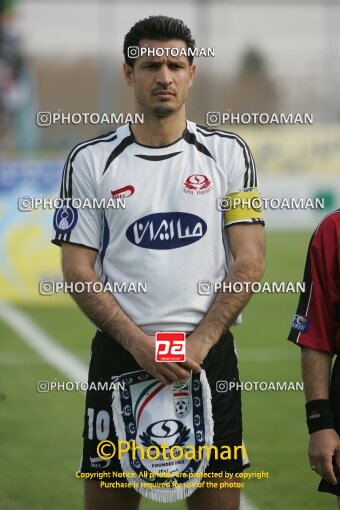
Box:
[154,91,175,98]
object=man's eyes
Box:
[144,63,184,70]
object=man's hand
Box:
[185,332,213,366]
[309,429,340,484]
[129,335,201,385]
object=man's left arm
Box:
[187,223,265,363]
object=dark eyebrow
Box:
[140,58,186,66]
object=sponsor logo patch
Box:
[308,410,320,419]
[126,212,207,249]
[111,185,135,199]
[292,314,310,332]
[53,202,78,234]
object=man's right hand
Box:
[308,429,340,485]
[129,335,201,385]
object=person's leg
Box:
[190,332,246,510]
[195,331,247,510]
[85,480,141,510]
[187,476,240,510]
[81,332,142,509]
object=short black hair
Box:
[123,15,196,67]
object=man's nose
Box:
[155,65,173,86]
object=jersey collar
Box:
[128,120,189,149]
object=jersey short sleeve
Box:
[224,139,264,227]
[288,211,340,355]
[52,145,102,251]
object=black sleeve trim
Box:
[224,220,265,228]
[51,239,99,252]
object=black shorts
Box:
[80,330,249,476]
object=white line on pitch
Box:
[0,302,259,510]
[240,493,258,510]
[0,302,87,381]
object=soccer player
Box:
[52,15,265,510]
[288,210,340,507]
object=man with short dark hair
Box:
[52,15,265,510]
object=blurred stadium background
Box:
[0,0,339,509]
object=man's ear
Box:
[188,64,196,88]
[123,63,134,87]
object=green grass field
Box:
[0,231,337,510]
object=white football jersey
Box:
[52,121,263,334]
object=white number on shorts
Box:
[87,408,110,440]
[87,408,94,440]
[96,410,110,440]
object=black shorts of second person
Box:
[80,329,249,477]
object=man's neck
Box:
[130,111,186,147]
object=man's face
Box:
[124,39,196,118]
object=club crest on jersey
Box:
[126,212,207,249]
[183,174,212,195]
[53,202,78,234]
[292,314,311,332]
